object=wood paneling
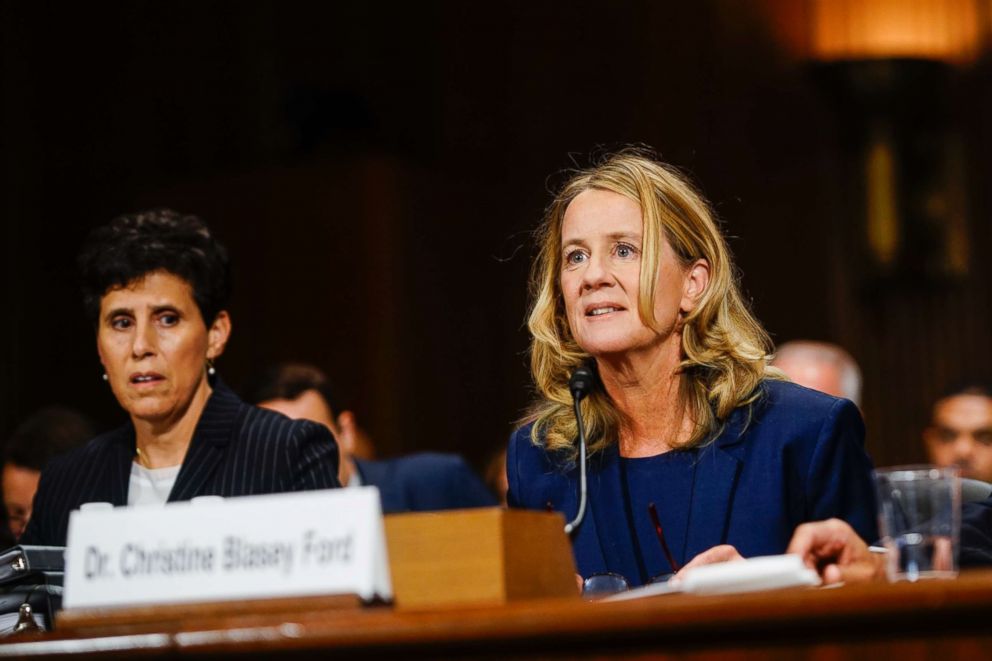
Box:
[1,1,990,472]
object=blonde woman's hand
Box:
[670,544,744,585]
[787,518,885,585]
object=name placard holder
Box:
[62,487,391,610]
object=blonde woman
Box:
[507,150,877,589]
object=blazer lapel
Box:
[584,446,630,574]
[168,380,242,502]
[108,425,137,507]
[683,405,751,560]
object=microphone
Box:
[563,365,594,536]
[569,365,595,401]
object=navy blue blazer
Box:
[961,497,992,567]
[507,380,878,583]
[355,453,497,514]
[21,380,341,547]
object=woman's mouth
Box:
[586,305,623,317]
[129,372,165,386]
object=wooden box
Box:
[384,508,578,611]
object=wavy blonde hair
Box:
[524,149,777,457]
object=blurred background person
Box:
[484,448,509,506]
[2,407,93,542]
[508,150,877,588]
[771,340,862,406]
[249,363,497,513]
[21,211,340,547]
[923,382,992,483]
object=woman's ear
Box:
[335,410,359,455]
[680,259,710,314]
[206,311,232,360]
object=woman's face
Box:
[97,270,230,424]
[559,189,706,359]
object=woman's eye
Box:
[111,317,132,330]
[565,250,587,266]
[159,314,179,326]
[615,243,637,259]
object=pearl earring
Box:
[207,359,216,376]
[102,373,108,382]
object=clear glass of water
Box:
[874,465,961,582]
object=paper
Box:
[602,554,820,602]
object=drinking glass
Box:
[874,465,960,582]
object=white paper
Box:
[602,554,820,602]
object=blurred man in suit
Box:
[248,363,497,513]
[924,382,992,483]
[2,407,94,540]
[772,340,862,406]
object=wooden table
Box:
[3,570,992,659]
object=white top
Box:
[128,462,181,506]
[348,469,363,488]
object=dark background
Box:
[2,1,990,473]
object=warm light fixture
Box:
[803,0,982,280]
[811,0,983,62]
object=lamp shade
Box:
[811,0,983,61]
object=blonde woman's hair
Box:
[524,148,777,457]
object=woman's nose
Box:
[581,253,612,290]
[130,320,157,357]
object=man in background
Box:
[484,448,509,506]
[923,382,992,484]
[246,363,497,513]
[771,340,862,406]
[3,407,94,541]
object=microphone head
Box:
[569,365,595,402]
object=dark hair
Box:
[244,363,342,415]
[77,209,231,327]
[4,407,95,471]
[936,380,992,402]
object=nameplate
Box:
[62,487,392,609]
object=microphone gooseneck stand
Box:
[564,365,593,536]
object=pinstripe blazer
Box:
[20,380,341,546]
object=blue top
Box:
[507,380,879,585]
[614,452,697,583]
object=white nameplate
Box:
[62,487,391,609]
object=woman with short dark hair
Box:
[21,210,340,546]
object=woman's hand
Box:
[673,544,744,583]
[786,518,885,585]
